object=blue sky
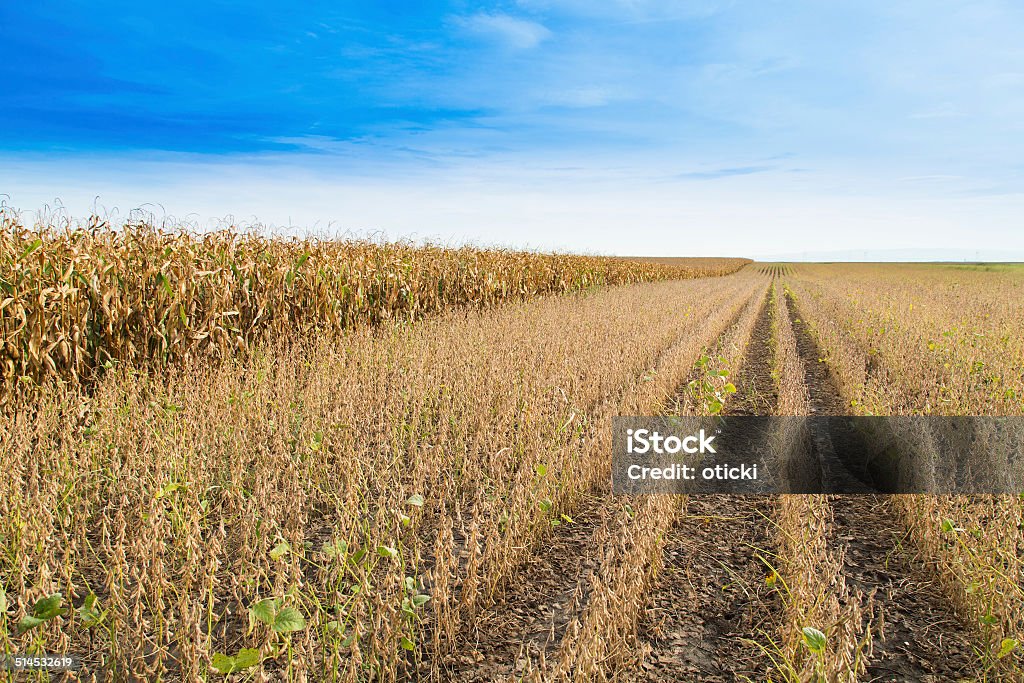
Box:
[2,1,1024,258]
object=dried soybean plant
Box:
[786,263,1024,678]
[766,282,874,682]
[542,276,772,682]
[0,267,760,681]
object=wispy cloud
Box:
[675,165,775,180]
[452,12,552,49]
[4,1,1024,254]
[897,174,963,182]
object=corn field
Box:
[0,210,748,402]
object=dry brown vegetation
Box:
[0,226,763,680]
[765,283,874,682]
[0,210,748,404]
[3,243,1024,682]
[785,263,1024,680]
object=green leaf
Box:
[406,494,424,507]
[404,576,416,593]
[377,545,399,559]
[722,382,737,394]
[322,539,348,558]
[273,607,306,634]
[269,541,290,561]
[155,482,183,500]
[77,593,104,627]
[999,638,1019,659]
[19,239,43,262]
[411,594,431,608]
[535,463,548,477]
[400,636,415,651]
[801,626,827,654]
[211,653,236,674]
[157,272,173,296]
[980,613,999,626]
[0,587,7,614]
[233,648,260,668]
[539,498,553,512]
[211,648,260,674]
[941,519,956,534]
[250,598,277,626]
[17,615,46,634]
[31,593,65,620]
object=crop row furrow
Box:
[784,271,1021,680]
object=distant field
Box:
[934,262,1024,272]
[3,240,1024,680]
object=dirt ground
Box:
[788,293,978,682]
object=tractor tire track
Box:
[439,282,762,682]
[785,290,978,682]
[445,493,610,682]
[625,287,780,682]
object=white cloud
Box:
[5,153,1024,260]
[453,12,552,49]
[897,175,964,182]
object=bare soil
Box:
[623,495,776,682]
[728,291,778,416]
[443,493,608,682]
[829,496,978,682]
[785,292,979,682]
[625,287,779,681]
